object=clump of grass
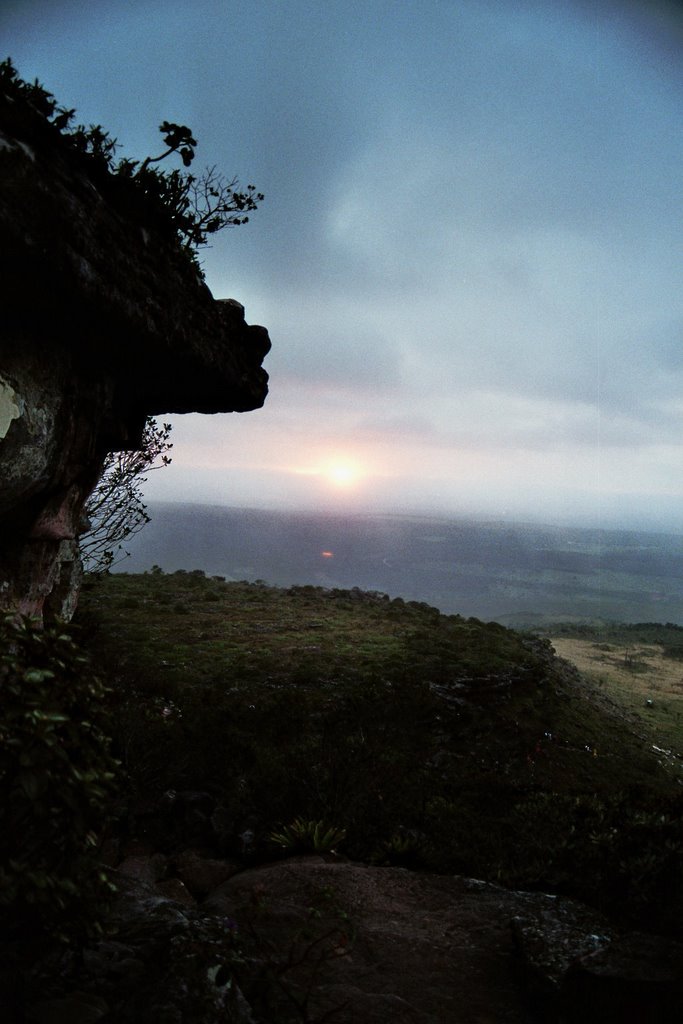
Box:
[269,818,347,854]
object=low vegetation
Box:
[540,621,683,764]
[75,570,683,935]
[0,615,119,956]
[4,572,683,1018]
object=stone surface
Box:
[14,859,679,1023]
[117,853,168,886]
[205,858,567,1023]
[0,87,270,621]
[561,931,683,1022]
[206,858,682,1023]
[28,991,110,1024]
[172,849,241,898]
[511,902,612,1020]
[156,877,196,907]
[47,876,256,1024]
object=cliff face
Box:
[0,88,271,621]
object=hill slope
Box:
[78,571,683,932]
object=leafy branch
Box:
[139,120,197,170]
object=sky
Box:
[3,0,682,530]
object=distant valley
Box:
[116,502,683,625]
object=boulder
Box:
[156,877,196,908]
[117,853,168,886]
[16,859,679,1023]
[511,901,612,1020]
[562,931,683,1022]
[205,858,570,1023]
[206,858,683,1023]
[51,876,255,1024]
[26,991,110,1024]
[172,849,241,898]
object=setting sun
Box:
[325,462,359,488]
[288,456,366,493]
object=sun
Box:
[325,461,359,488]
[292,455,365,491]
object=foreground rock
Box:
[561,931,683,1022]
[17,857,683,1023]
[21,875,256,1024]
[206,858,610,1023]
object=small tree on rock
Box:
[80,419,172,574]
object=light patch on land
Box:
[0,377,20,438]
[551,636,683,769]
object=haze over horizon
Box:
[4,0,682,533]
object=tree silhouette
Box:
[80,419,172,574]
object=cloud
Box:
[3,0,682,524]
[268,318,402,389]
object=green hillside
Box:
[77,571,683,933]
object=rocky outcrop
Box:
[0,86,270,621]
[16,857,680,1023]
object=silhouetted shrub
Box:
[0,615,119,948]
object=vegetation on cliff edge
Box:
[0,57,264,260]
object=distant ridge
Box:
[113,502,683,625]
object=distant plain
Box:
[118,502,683,626]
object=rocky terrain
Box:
[7,571,675,1022]
[18,853,683,1024]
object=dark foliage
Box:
[0,57,263,257]
[0,615,120,950]
[544,620,683,646]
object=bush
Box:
[0,615,120,947]
[269,818,347,854]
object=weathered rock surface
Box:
[173,848,241,898]
[561,931,683,1022]
[0,87,270,620]
[205,858,609,1023]
[22,875,256,1024]
[15,857,679,1023]
[117,853,169,886]
[511,903,612,1020]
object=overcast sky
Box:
[3,0,682,529]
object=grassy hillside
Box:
[77,571,683,933]
[546,626,683,767]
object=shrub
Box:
[0,615,120,947]
[269,818,347,855]
[373,830,424,868]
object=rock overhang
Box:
[0,81,271,620]
[0,90,270,421]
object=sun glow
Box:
[325,461,360,488]
[289,454,366,493]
